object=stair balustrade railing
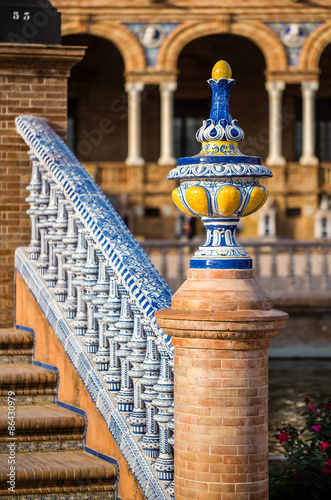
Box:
[15,116,175,500]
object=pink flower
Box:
[323,465,331,474]
[321,442,330,450]
[307,405,315,411]
[312,425,322,432]
[293,474,303,481]
[277,433,290,444]
[305,397,310,404]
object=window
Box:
[286,207,301,217]
[145,207,160,218]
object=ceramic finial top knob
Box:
[211,60,232,80]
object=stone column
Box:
[300,81,319,166]
[156,269,287,500]
[158,82,177,166]
[125,82,145,166]
[265,81,286,166]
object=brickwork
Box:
[0,44,84,327]
[62,19,146,74]
[299,21,331,72]
[156,269,287,499]
[172,337,270,500]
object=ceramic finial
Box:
[211,60,232,80]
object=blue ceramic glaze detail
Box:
[176,155,262,166]
[190,257,253,270]
[169,162,271,179]
[169,61,272,268]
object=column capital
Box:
[301,80,319,95]
[159,81,177,93]
[125,81,145,93]
[265,80,286,94]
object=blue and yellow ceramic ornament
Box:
[168,60,272,269]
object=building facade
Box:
[54,0,331,240]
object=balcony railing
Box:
[15,116,175,500]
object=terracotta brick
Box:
[157,268,286,499]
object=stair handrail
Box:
[15,115,175,499]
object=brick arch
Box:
[299,22,331,73]
[158,20,288,74]
[61,20,146,73]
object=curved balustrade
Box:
[16,116,174,500]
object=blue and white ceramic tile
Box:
[125,23,179,66]
[16,116,173,362]
[15,249,168,500]
[267,22,321,66]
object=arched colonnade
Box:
[61,17,331,167]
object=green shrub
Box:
[270,393,331,500]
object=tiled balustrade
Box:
[15,115,175,500]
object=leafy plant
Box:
[270,393,331,500]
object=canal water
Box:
[269,359,331,454]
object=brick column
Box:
[155,269,287,500]
[0,44,85,327]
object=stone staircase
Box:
[0,328,117,499]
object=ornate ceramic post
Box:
[156,60,288,500]
[93,251,110,367]
[54,193,68,302]
[82,235,99,354]
[114,285,134,413]
[36,166,50,276]
[62,204,78,319]
[104,267,122,392]
[26,153,42,261]
[72,220,88,336]
[127,303,147,435]
[140,323,160,459]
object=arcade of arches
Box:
[62,27,331,241]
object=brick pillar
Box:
[155,268,287,500]
[0,44,85,327]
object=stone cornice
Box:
[59,7,331,24]
[0,44,86,76]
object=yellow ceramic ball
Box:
[185,186,209,217]
[211,60,232,80]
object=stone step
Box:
[0,404,85,452]
[0,364,57,397]
[0,329,33,364]
[0,450,117,496]
[0,329,118,496]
